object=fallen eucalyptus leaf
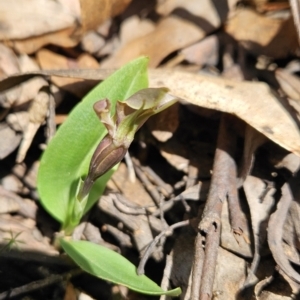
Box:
[1,68,300,157]
[149,69,300,157]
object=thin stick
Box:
[0,269,82,300]
[191,232,205,299]
[137,220,190,275]
[124,151,136,183]
[160,253,174,300]
[133,158,161,205]
[192,114,238,300]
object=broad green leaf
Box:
[37,57,149,225]
[60,239,182,297]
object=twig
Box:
[0,269,82,300]
[187,164,199,188]
[290,0,300,46]
[46,92,56,142]
[192,114,240,300]
[160,253,174,300]
[191,232,205,299]
[113,193,155,215]
[102,224,132,248]
[132,157,161,205]
[137,220,190,275]
[140,164,173,197]
[268,179,300,283]
[124,151,136,183]
[152,182,209,217]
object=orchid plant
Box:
[37,57,181,297]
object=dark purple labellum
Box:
[79,134,127,200]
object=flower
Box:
[79,87,178,199]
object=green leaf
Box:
[60,239,181,297]
[37,57,149,225]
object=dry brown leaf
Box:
[79,0,131,31]
[0,44,21,107]
[15,55,48,107]
[6,111,29,132]
[100,16,205,68]
[0,193,19,214]
[225,8,299,58]
[290,0,300,45]
[276,68,300,101]
[220,200,252,258]
[0,0,76,40]
[36,49,99,97]
[0,214,57,255]
[244,176,275,282]
[0,186,37,219]
[63,282,78,300]
[268,180,300,283]
[258,291,293,300]
[106,162,155,208]
[16,89,50,163]
[147,102,179,142]
[119,16,156,47]
[0,123,21,159]
[213,247,247,299]
[171,230,246,299]
[81,31,106,54]
[0,44,20,77]
[244,176,275,241]
[1,68,300,157]
[274,152,300,174]
[149,69,300,157]
[98,193,165,260]
[10,26,79,55]
[156,0,237,28]
[238,126,267,187]
[180,35,219,66]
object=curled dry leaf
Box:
[274,152,300,175]
[79,0,132,31]
[100,16,205,68]
[170,230,246,299]
[149,69,300,157]
[0,194,19,214]
[156,0,237,29]
[180,35,219,67]
[268,180,300,283]
[0,214,57,255]
[220,200,252,258]
[106,163,155,208]
[276,68,300,121]
[1,68,300,157]
[81,31,106,54]
[10,27,79,55]
[98,193,165,261]
[225,8,298,58]
[276,68,300,101]
[16,90,50,163]
[238,126,267,187]
[0,0,76,40]
[0,123,21,159]
[0,43,21,108]
[146,102,179,142]
[243,176,275,285]
[36,49,100,97]
[119,16,156,48]
[0,44,20,76]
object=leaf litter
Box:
[0,0,300,299]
